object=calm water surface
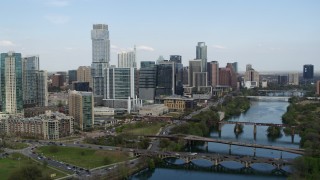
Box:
[131,101,297,179]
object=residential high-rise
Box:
[226,63,238,89]
[0,52,23,114]
[303,64,314,79]
[23,56,39,107]
[36,70,48,107]
[118,46,136,68]
[207,61,219,87]
[68,70,77,84]
[219,68,232,86]
[288,73,299,85]
[170,55,182,64]
[231,62,238,74]
[68,90,94,130]
[139,61,156,102]
[244,64,259,88]
[51,74,64,88]
[77,66,92,87]
[193,72,207,88]
[91,24,110,96]
[105,67,136,99]
[196,42,207,72]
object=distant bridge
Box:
[245,96,291,102]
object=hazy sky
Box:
[0,0,319,72]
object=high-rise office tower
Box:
[183,67,189,85]
[170,55,182,64]
[1,52,23,114]
[196,42,207,72]
[169,57,184,95]
[278,75,288,85]
[56,71,67,86]
[139,61,156,102]
[23,56,39,106]
[207,61,219,87]
[118,46,136,68]
[91,24,110,96]
[303,64,314,79]
[155,61,175,97]
[68,90,94,130]
[36,70,48,107]
[77,66,92,87]
[68,70,77,84]
[51,74,64,87]
[231,62,238,74]
[105,67,136,99]
[188,59,202,87]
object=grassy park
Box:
[36,146,131,169]
[0,153,66,180]
[116,121,167,135]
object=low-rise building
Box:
[163,96,196,112]
[3,111,74,140]
[139,104,169,116]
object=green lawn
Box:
[121,122,166,135]
[36,146,130,169]
[0,153,67,180]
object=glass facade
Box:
[91,24,110,96]
[82,93,93,129]
[0,52,23,113]
[68,70,77,84]
[155,62,174,97]
[139,61,156,101]
[105,68,135,99]
[23,56,39,106]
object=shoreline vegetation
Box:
[281,97,320,179]
[161,96,251,151]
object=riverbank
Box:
[281,98,320,179]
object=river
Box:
[130,101,299,180]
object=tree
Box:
[8,164,49,180]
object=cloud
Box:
[44,14,70,24]
[64,47,76,51]
[213,45,227,49]
[136,45,155,51]
[46,0,69,7]
[0,40,15,47]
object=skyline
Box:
[0,0,319,72]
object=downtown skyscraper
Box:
[0,52,23,114]
[118,46,136,68]
[196,42,207,72]
[91,24,110,96]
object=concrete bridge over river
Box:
[134,149,293,173]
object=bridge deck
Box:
[218,121,294,127]
[135,149,293,166]
[145,135,304,155]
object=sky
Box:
[0,0,319,72]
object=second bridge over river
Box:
[145,134,304,155]
[218,121,297,142]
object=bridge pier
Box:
[253,147,256,157]
[204,142,208,152]
[229,144,232,155]
[218,124,222,138]
[253,124,257,140]
[291,128,295,143]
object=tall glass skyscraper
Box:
[196,42,207,72]
[118,46,136,68]
[139,61,156,102]
[91,24,110,96]
[23,56,39,106]
[1,52,23,114]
